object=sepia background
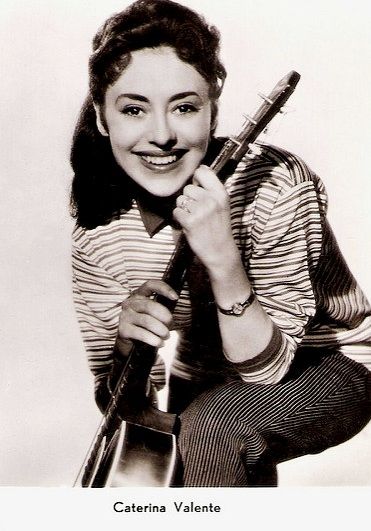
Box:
[1,0,370,493]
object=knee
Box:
[178,387,233,443]
[177,383,261,457]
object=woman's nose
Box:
[148,112,177,148]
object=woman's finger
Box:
[123,297,173,326]
[193,165,226,192]
[134,279,178,301]
[122,322,166,349]
[182,183,207,201]
[120,312,170,340]
[176,194,196,213]
[173,205,192,228]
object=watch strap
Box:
[217,291,256,316]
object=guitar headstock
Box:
[265,71,301,105]
[238,71,301,141]
[211,71,301,173]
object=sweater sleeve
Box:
[233,150,327,384]
[72,225,166,411]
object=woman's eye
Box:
[174,103,198,115]
[121,106,144,117]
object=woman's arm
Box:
[173,165,276,360]
[173,159,324,383]
[72,226,168,410]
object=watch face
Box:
[232,303,244,315]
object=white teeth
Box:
[141,155,178,165]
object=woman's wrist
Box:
[206,244,253,309]
[205,240,242,281]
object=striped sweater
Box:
[72,143,371,393]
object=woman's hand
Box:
[115,279,178,356]
[173,165,239,273]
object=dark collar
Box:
[136,192,180,237]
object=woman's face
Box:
[98,46,213,197]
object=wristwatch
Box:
[216,291,256,316]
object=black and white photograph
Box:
[1,0,370,528]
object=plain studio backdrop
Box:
[1,0,371,494]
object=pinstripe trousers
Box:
[168,349,371,486]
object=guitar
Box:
[74,70,301,487]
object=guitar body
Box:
[110,423,177,487]
[76,420,177,487]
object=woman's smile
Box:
[96,46,213,197]
[135,149,187,170]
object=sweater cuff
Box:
[231,324,283,374]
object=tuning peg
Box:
[258,92,273,105]
[242,114,257,126]
[229,137,243,149]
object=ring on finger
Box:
[178,196,192,213]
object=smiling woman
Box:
[70,0,371,488]
[95,47,213,197]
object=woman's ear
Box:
[210,101,219,134]
[93,103,109,137]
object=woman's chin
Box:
[153,186,181,197]
[137,176,189,198]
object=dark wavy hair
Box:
[70,0,226,229]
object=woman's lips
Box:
[135,149,186,166]
[141,154,178,165]
[135,150,187,171]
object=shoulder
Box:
[225,144,329,242]
[227,142,328,212]
[72,216,125,257]
[238,143,319,191]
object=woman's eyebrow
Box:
[116,93,148,103]
[116,91,201,104]
[169,91,200,102]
